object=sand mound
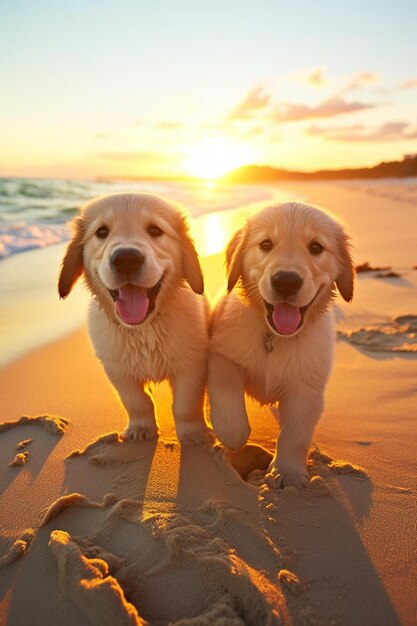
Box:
[338,315,417,353]
[17,438,32,449]
[0,414,69,435]
[0,529,35,568]
[25,434,375,625]
[66,432,152,466]
[9,451,30,466]
[41,493,286,626]
[139,509,284,625]
[0,430,399,625]
[1,414,69,467]
[67,432,125,458]
[48,529,144,626]
[40,493,104,527]
[308,447,368,479]
[278,570,310,596]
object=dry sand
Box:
[0,180,416,625]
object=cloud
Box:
[302,69,378,91]
[305,68,327,87]
[244,126,266,137]
[400,79,417,89]
[96,151,181,164]
[273,96,376,122]
[228,72,379,125]
[154,121,185,130]
[308,121,417,142]
[343,72,379,92]
[228,86,271,120]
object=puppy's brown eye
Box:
[147,224,163,238]
[309,241,324,255]
[95,225,109,239]
[260,239,273,251]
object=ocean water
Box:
[0,177,275,260]
[0,176,285,366]
[1,175,415,367]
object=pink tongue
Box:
[115,284,149,325]
[272,303,301,335]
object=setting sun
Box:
[183,137,256,179]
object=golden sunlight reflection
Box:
[191,195,277,258]
[192,210,242,257]
[200,213,228,256]
[191,212,230,257]
[183,137,256,179]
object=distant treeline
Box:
[222,156,417,183]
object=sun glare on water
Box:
[183,137,255,179]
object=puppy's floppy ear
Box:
[58,216,85,299]
[335,229,355,302]
[178,216,204,294]
[226,227,246,292]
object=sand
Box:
[0,180,416,625]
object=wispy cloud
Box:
[342,72,379,93]
[96,151,181,163]
[228,71,379,125]
[154,121,185,130]
[400,78,417,89]
[308,121,417,142]
[228,86,271,120]
[243,126,267,137]
[273,96,376,122]
[304,68,327,87]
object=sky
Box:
[1,0,417,179]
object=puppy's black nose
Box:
[271,271,303,298]
[111,248,145,275]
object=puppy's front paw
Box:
[266,466,309,490]
[124,420,159,442]
[215,422,251,452]
[176,423,215,446]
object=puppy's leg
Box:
[171,364,213,445]
[267,387,324,489]
[105,369,159,441]
[208,352,250,450]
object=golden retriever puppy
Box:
[208,202,354,488]
[59,192,212,444]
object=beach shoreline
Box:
[2,177,417,368]
[1,180,416,625]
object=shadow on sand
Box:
[1,437,402,626]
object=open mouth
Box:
[264,288,321,336]
[108,274,165,325]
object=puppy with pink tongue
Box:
[58,192,213,446]
[208,202,355,488]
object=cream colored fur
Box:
[208,202,355,488]
[59,192,212,444]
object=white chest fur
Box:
[88,289,208,383]
[247,314,334,404]
[210,294,335,406]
